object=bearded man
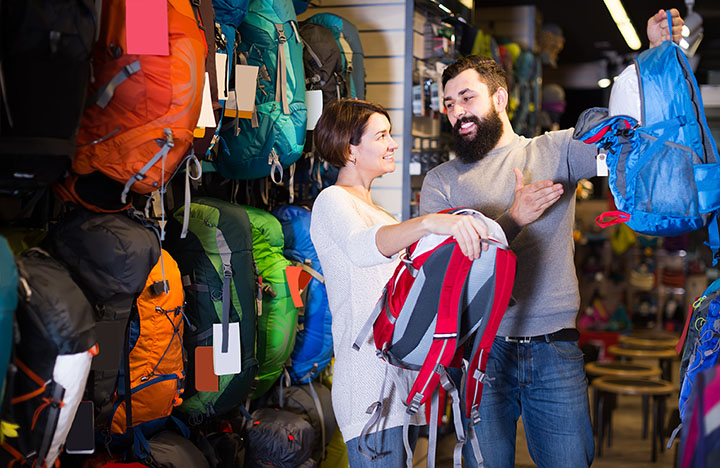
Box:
[419,9,684,468]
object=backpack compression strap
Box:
[215,228,234,353]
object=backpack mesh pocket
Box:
[633,134,701,217]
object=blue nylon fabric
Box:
[211,0,249,28]
[695,163,720,213]
[272,205,333,383]
[679,297,720,421]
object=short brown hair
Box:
[441,55,507,95]
[313,99,391,168]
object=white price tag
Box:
[306,90,323,130]
[596,153,609,177]
[234,64,259,112]
[195,72,216,128]
[212,322,242,375]
[215,53,228,101]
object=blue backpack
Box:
[574,23,720,264]
[304,13,365,100]
[217,0,307,182]
[272,205,332,383]
[0,236,17,400]
[678,280,720,422]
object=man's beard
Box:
[452,107,504,164]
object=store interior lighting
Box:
[603,0,642,50]
[680,0,704,57]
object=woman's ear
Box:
[494,87,509,113]
[346,144,358,166]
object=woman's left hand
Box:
[422,213,489,260]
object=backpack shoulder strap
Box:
[406,244,473,414]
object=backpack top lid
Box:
[15,249,97,358]
[381,209,511,370]
[45,209,160,317]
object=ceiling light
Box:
[598,78,612,88]
[603,0,642,50]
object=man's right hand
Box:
[508,168,564,226]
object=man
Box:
[419,9,683,468]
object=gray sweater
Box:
[419,129,597,336]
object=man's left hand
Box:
[648,8,684,48]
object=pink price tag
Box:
[125,0,169,56]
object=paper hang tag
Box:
[224,64,258,119]
[305,90,323,130]
[216,53,229,101]
[213,322,242,375]
[596,153,609,177]
[125,0,169,56]
[195,72,216,129]
[195,346,219,391]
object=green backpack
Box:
[244,206,299,398]
[164,198,258,421]
[217,0,307,181]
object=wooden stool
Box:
[618,333,678,349]
[585,361,662,379]
[607,344,677,382]
[591,376,674,462]
[585,362,662,443]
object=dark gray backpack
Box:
[300,21,345,109]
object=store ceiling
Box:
[474,0,720,82]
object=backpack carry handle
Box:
[595,210,631,228]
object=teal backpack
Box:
[244,206,299,399]
[304,13,365,100]
[164,198,259,421]
[574,17,720,264]
[217,0,307,182]
[0,236,17,401]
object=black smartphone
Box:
[64,400,95,454]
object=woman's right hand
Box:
[421,213,489,260]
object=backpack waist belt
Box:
[503,328,580,344]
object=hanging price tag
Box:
[596,153,609,177]
[195,72,216,128]
[212,322,242,375]
[125,0,169,56]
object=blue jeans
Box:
[346,425,420,468]
[451,337,594,468]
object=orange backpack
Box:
[57,0,207,212]
[107,250,186,456]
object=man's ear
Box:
[494,87,509,113]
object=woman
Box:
[310,99,489,466]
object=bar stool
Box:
[607,344,677,382]
[618,333,678,349]
[591,376,674,462]
[585,362,662,444]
